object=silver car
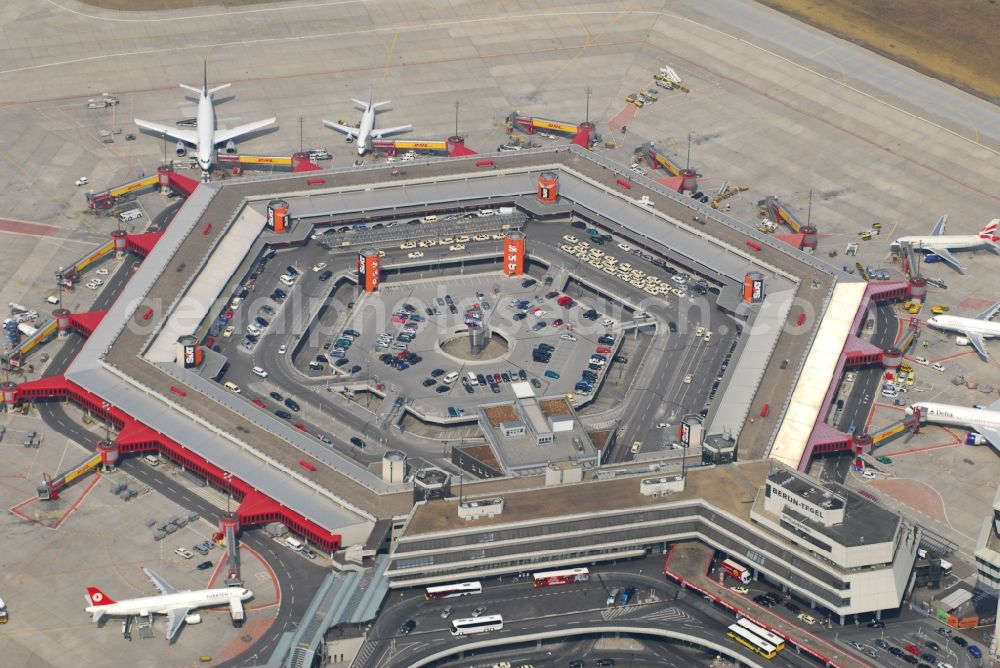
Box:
[471,606,487,617]
[440,606,454,619]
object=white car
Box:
[312,262,327,272]
[277,344,287,354]
[91,278,103,286]
[931,362,946,372]
[731,586,749,595]
[399,241,417,250]
[683,374,692,384]
[797,613,816,625]
[562,234,578,243]
[656,422,668,429]
[473,234,489,241]
[601,318,613,327]
[96,268,109,275]
[252,366,268,378]
[617,243,632,251]
[449,244,466,251]
[174,547,194,560]
[222,325,235,338]
[408,251,424,259]
[560,333,577,342]
[246,324,263,336]
[694,325,705,337]
[85,282,99,290]
[75,176,89,186]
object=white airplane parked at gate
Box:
[135,62,276,174]
[323,87,412,155]
[85,567,252,641]
[906,400,1000,451]
[891,215,1000,273]
[927,300,1000,361]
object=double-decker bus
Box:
[727,623,780,660]
[424,581,482,600]
[532,567,590,588]
[450,614,504,636]
[735,617,785,651]
[721,558,751,584]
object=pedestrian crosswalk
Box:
[353,640,378,667]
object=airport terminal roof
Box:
[60,145,857,539]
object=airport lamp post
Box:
[585,86,592,125]
[100,401,111,441]
[223,472,232,512]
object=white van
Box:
[224,381,241,394]
[45,295,60,305]
[144,454,160,466]
[442,371,460,384]
[467,372,479,386]
[284,537,304,552]
[279,274,296,287]
[252,366,268,378]
[118,209,143,223]
[421,215,438,223]
[914,356,929,366]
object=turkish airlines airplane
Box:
[85,567,252,641]
[323,87,412,155]
[927,300,1000,361]
[135,62,276,173]
[891,216,1000,273]
[906,401,1000,451]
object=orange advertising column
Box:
[537,171,558,204]
[743,271,764,304]
[267,199,289,233]
[358,248,381,292]
[503,231,526,277]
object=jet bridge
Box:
[217,152,321,174]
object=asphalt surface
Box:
[30,220,325,668]
[360,567,816,668]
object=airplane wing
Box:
[213,117,276,146]
[164,608,191,641]
[143,567,178,596]
[135,119,198,146]
[371,124,413,139]
[930,215,948,236]
[977,426,1000,451]
[322,120,360,138]
[975,301,1000,321]
[929,246,964,273]
[966,332,989,360]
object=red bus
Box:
[722,558,751,584]
[532,567,590,588]
[424,581,482,600]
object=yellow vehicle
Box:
[640,89,658,101]
[859,232,873,240]
[931,304,950,314]
[654,72,667,81]
[634,98,644,108]
[905,375,915,386]
[625,94,636,104]
[872,222,882,229]
[908,302,922,315]
[899,363,913,375]
[902,300,914,311]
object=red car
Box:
[397,350,410,359]
[251,397,266,408]
[904,644,920,656]
[596,346,612,354]
[552,318,564,327]
[294,422,309,433]
[557,295,573,306]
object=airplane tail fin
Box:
[979,219,1000,244]
[86,587,115,607]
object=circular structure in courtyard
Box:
[439,328,510,362]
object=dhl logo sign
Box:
[534,119,576,133]
[243,156,291,165]
[111,176,158,196]
[394,141,446,150]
